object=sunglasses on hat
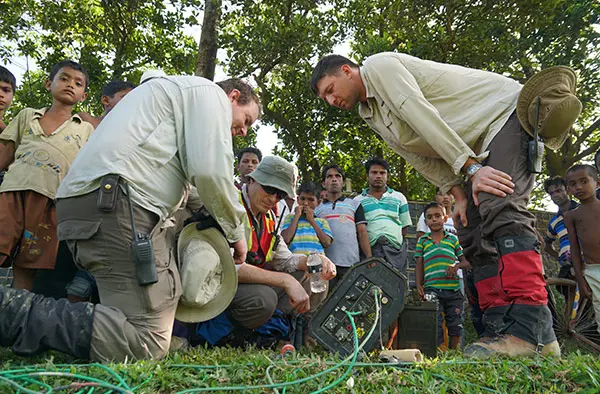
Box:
[261,184,287,200]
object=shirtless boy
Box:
[564,164,600,334]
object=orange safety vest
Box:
[241,193,278,268]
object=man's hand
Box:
[452,198,468,228]
[450,185,468,228]
[319,254,336,280]
[285,277,310,313]
[464,281,478,306]
[231,239,248,265]
[471,166,514,206]
[578,277,593,300]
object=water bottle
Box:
[307,253,327,293]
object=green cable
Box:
[20,377,53,393]
[0,354,548,394]
[176,290,382,393]
[265,364,280,394]
[309,291,383,394]
[309,309,361,394]
[168,358,528,371]
[90,363,132,390]
[129,373,154,392]
[11,372,133,394]
[0,375,44,394]
[0,364,135,394]
[175,311,365,393]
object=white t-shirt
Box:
[417,212,457,235]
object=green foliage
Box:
[0,0,202,117]
[1,0,599,206]
[341,0,600,182]
[217,0,600,203]
[218,0,437,197]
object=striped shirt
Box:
[316,197,366,267]
[281,215,333,256]
[545,200,578,265]
[415,231,464,290]
[354,187,412,248]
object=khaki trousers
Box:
[56,187,182,362]
[229,270,327,329]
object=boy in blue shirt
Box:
[281,181,333,255]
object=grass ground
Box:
[2,340,600,393]
[2,288,599,393]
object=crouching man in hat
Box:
[174,156,336,348]
[311,52,582,358]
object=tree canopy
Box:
[1,0,599,204]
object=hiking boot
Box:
[169,336,190,352]
[464,334,561,359]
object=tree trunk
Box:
[195,0,222,80]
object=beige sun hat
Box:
[516,66,582,150]
[175,224,238,323]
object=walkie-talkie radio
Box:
[528,96,544,174]
[126,183,158,286]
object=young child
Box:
[0,66,16,132]
[52,80,134,302]
[79,80,136,128]
[564,164,600,334]
[281,181,333,255]
[415,202,469,349]
[0,59,94,290]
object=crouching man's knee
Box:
[229,284,278,329]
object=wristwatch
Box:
[465,163,483,179]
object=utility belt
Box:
[97,174,158,286]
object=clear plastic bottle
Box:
[307,253,327,293]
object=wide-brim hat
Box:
[516,66,581,150]
[248,155,298,199]
[175,224,237,323]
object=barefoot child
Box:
[564,164,600,334]
[0,60,93,290]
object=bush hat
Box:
[517,66,581,150]
[248,156,297,199]
[175,225,237,323]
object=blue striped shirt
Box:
[281,215,333,256]
[545,200,578,265]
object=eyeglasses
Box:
[260,184,287,200]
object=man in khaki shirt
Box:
[310,53,560,358]
[0,77,260,362]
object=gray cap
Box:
[249,156,297,199]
